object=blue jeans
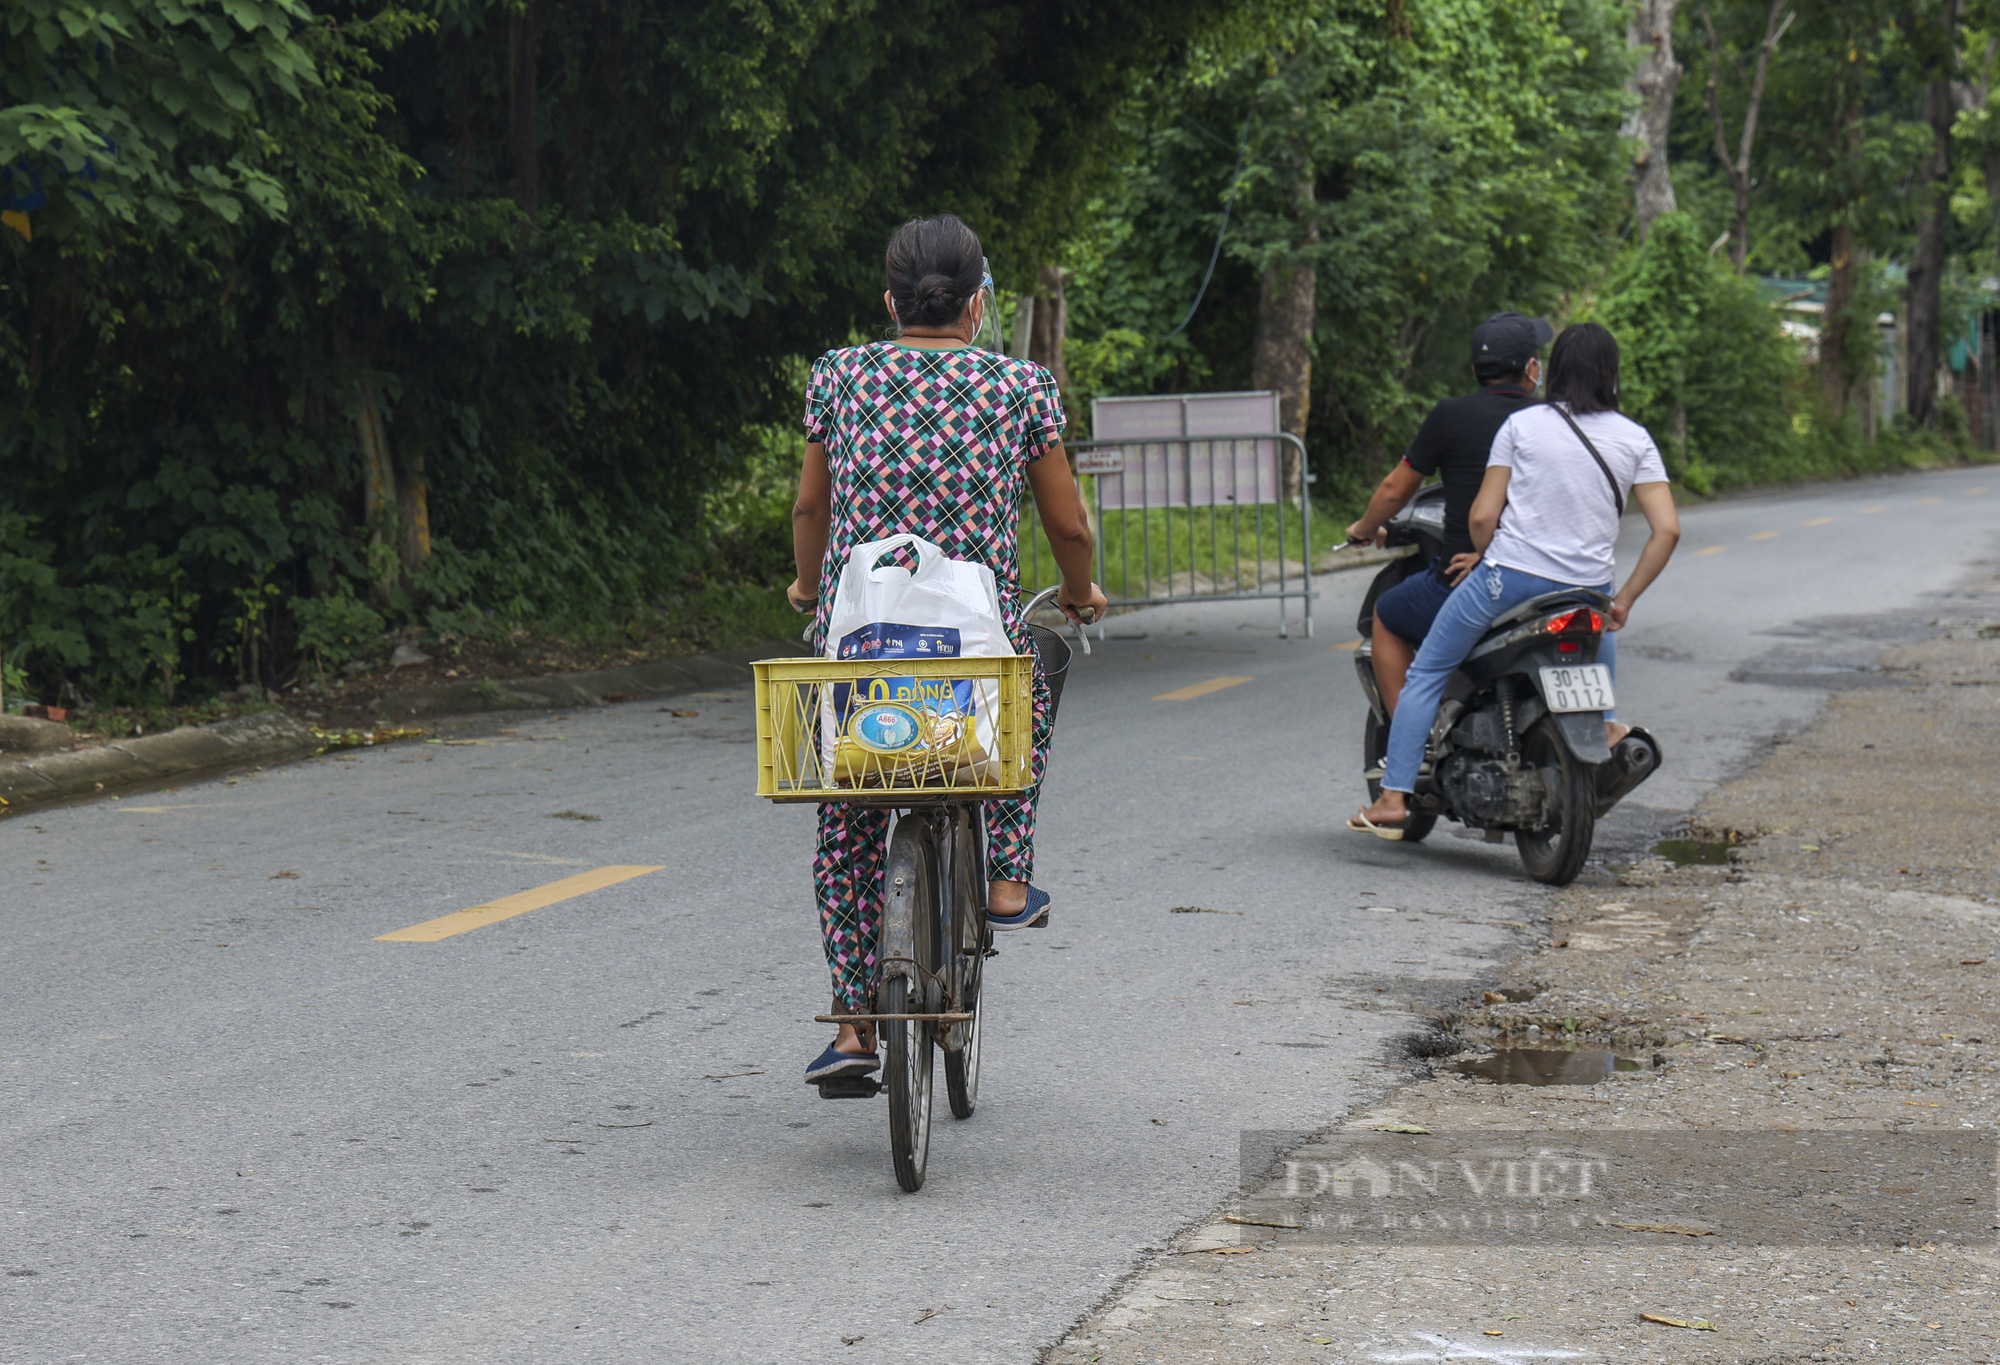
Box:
[1373,559,1455,644]
[1383,562,1616,794]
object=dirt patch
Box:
[1044,567,2000,1365]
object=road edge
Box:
[0,711,322,816]
[363,640,789,718]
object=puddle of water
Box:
[1654,837,1732,866]
[1449,1048,1644,1085]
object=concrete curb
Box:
[368,641,788,718]
[0,711,321,815]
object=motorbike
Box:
[1348,485,1662,886]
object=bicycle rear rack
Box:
[812,1012,975,1024]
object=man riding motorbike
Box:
[1345,312,1550,715]
[1348,321,1680,840]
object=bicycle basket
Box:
[753,654,1035,802]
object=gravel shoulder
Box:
[1043,568,2000,1365]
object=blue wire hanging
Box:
[1161,113,1253,341]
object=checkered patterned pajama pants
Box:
[813,665,1053,1014]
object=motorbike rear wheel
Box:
[1362,712,1437,844]
[1514,717,1594,886]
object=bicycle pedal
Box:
[815,1076,881,1100]
[982,946,1000,958]
[1027,912,1050,929]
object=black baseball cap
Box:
[1471,311,1554,374]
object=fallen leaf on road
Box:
[1640,1313,1716,1331]
[269,870,300,880]
[666,709,699,717]
[912,1305,948,1325]
[549,810,601,821]
[1963,959,1986,965]
[841,1335,863,1345]
[1372,1123,1431,1134]
[1612,1221,1715,1236]
[1307,1336,1333,1345]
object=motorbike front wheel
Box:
[1514,717,1595,886]
[1362,711,1437,844]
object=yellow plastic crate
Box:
[752,654,1035,802]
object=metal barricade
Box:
[1020,432,1315,638]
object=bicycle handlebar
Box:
[1023,587,1094,656]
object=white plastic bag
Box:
[821,533,1014,783]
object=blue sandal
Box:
[804,1041,880,1084]
[988,885,1050,931]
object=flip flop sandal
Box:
[1346,810,1408,841]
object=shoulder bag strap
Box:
[1545,402,1624,517]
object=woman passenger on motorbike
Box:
[1348,322,1680,838]
[787,213,1109,1080]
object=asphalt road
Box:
[3,465,1994,1364]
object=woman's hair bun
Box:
[886,215,984,330]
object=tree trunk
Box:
[1027,265,1069,391]
[1701,2,1795,272]
[1907,0,1961,427]
[508,2,542,220]
[1625,0,1683,237]
[562,83,589,220]
[355,376,400,601]
[1820,218,1858,418]
[1252,174,1318,497]
[397,452,431,580]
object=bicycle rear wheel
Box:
[883,816,938,1192]
[943,810,986,1119]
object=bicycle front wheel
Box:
[883,816,938,1192]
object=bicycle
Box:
[752,586,1089,1191]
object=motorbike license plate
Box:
[1540,664,1615,713]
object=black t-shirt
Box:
[1401,383,1537,560]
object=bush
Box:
[292,591,387,674]
[1592,212,1804,487]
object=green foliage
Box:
[1063,0,1631,475]
[291,588,385,672]
[0,0,318,234]
[1592,212,1801,489]
[2,0,1239,702]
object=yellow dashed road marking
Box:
[1748,531,1779,541]
[1860,505,1889,514]
[1969,486,1987,494]
[1916,497,1942,505]
[376,865,664,942]
[1802,517,1835,526]
[1694,546,1726,556]
[1153,675,1254,701]
[1330,640,1362,651]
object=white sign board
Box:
[1087,391,1282,510]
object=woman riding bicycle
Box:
[786,214,1108,1083]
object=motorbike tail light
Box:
[1588,610,1603,631]
[1543,610,1577,634]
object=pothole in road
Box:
[1653,837,1733,866]
[1448,1047,1644,1085]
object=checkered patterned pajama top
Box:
[802,341,1066,1015]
